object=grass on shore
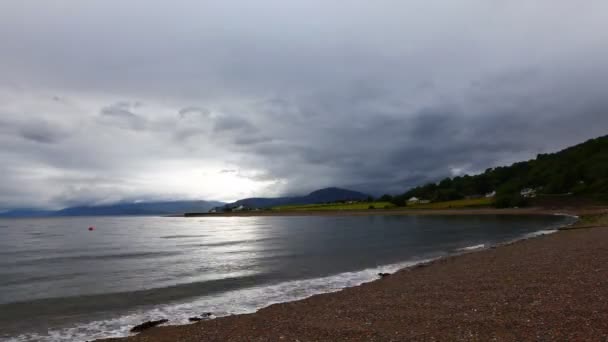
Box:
[272,201,396,211]
[271,198,494,211]
[570,213,608,228]
[407,197,494,209]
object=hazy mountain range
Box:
[0,200,224,218]
[0,187,371,217]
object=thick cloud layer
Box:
[1,1,607,209]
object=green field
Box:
[270,198,493,211]
[272,201,396,211]
[407,197,494,209]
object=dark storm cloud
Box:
[212,115,256,133]
[225,65,608,196]
[1,0,608,208]
[99,102,148,131]
[0,116,71,144]
[19,121,68,144]
[233,136,272,146]
[178,107,210,118]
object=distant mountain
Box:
[0,200,225,218]
[225,187,372,209]
[0,208,56,218]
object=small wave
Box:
[7,251,182,267]
[160,234,208,239]
[27,232,64,238]
[552,212,579,219]
[458,244,485,251]
[0,246,123,258]
[179,237,279,248]
[521,229,558,239]
[0,272,86,287]
[6,258,435,342]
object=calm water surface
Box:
[0,214,572,341]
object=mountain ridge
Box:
[223,187,372,209]
[0,200,225,218]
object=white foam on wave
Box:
[458,243,485,251]
[552,212,579,219]
[7,258,435,342]
[521,229,558,239]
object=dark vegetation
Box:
[384,135,608,208]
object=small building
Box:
[407,197,430,204]
[520,188,537,198]
[485,191,496,198]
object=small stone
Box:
[130,319,169,333]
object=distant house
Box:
[209,206,225,213]
[233,205,246,211]
[520,188,537,198]
[485,191,496,198]
[407,197,430,204]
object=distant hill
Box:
[0,208,57,218]
[225,187,372,209]
[390,134,608,207]
[0,200,225,218]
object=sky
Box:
[1,1,608,210]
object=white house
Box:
[520,188,537,198]
[407,197,430,204]
[485,191,496,198]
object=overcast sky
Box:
[1,1,608,209]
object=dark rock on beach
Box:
[377,272,391,278]
[189,313,213,322]
[130,319,169,333]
